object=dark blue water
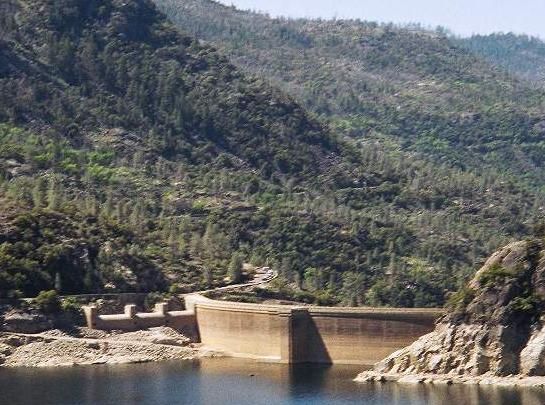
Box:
[1,359,544,405]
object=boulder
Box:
[2,312,52,334]
[520,324,545,376]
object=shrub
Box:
[34,290,61,313]
[510,295,540,315]
[478,264,516,287]
[144,292,165,310]
[446,287,476,312]
[61,296,81,314]
[293,290,316,304]
[169,284,193,294]
[314,290,338,306]
[61,297,84,324]
[228,252,244,283]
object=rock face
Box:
[360,240,545,380]
[520,325,545,375]
[2,311,52,334]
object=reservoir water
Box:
[1,358,544,405]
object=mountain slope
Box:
[1,0,338,179]
[155,0,545,188]
[457,33,545,87]
[0,0,544,308]
[0,0,342,297]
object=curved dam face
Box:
[185,295,443,365]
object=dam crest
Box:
[84,294,443,365]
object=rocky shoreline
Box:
[0,327,220,368]
[355,370,545,388]
[356,240,545,389]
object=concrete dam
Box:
[84,294,443,365]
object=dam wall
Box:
[295,307,440,364]
[84,295,442,364]
[185,295,443,365]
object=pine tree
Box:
[47,176,61,210]
[190,232,203,258]
[228,252,244,284]
[54,271,62,292]
[203,267,213,288]
[83,261,97,293]
[32,177,46,209]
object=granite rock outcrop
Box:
[357,240,545,384]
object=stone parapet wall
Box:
[83,303,198,339]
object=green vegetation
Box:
[155,0,545,188]
[60,297,82,314]
[1,0,545,307]
[34,290,61,314]
[450,240,545,322]
[149,0,545,306]
[457,33,545,87]
[209,277,338,306]
[0,0,337,299]
[227,252,244,284]
[446,286,477,312]
[509,295,540,315]
[477,263,520,287]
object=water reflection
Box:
[0,359,544,405]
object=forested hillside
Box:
[0,0,544,308]
[0,0,342,297]
[457,33,545,87]
[155,0,545,188]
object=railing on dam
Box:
[84,295,444,365]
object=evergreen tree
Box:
[228,252,244,284]
[32,177,46,209]
[47,176,61,210]
[54,271,62,292]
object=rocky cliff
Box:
[357,240,545,384]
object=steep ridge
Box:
[0,0,544,308]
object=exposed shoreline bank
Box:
[0,327,221,368]
[355,371,545,389]
[4,326,545,390]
